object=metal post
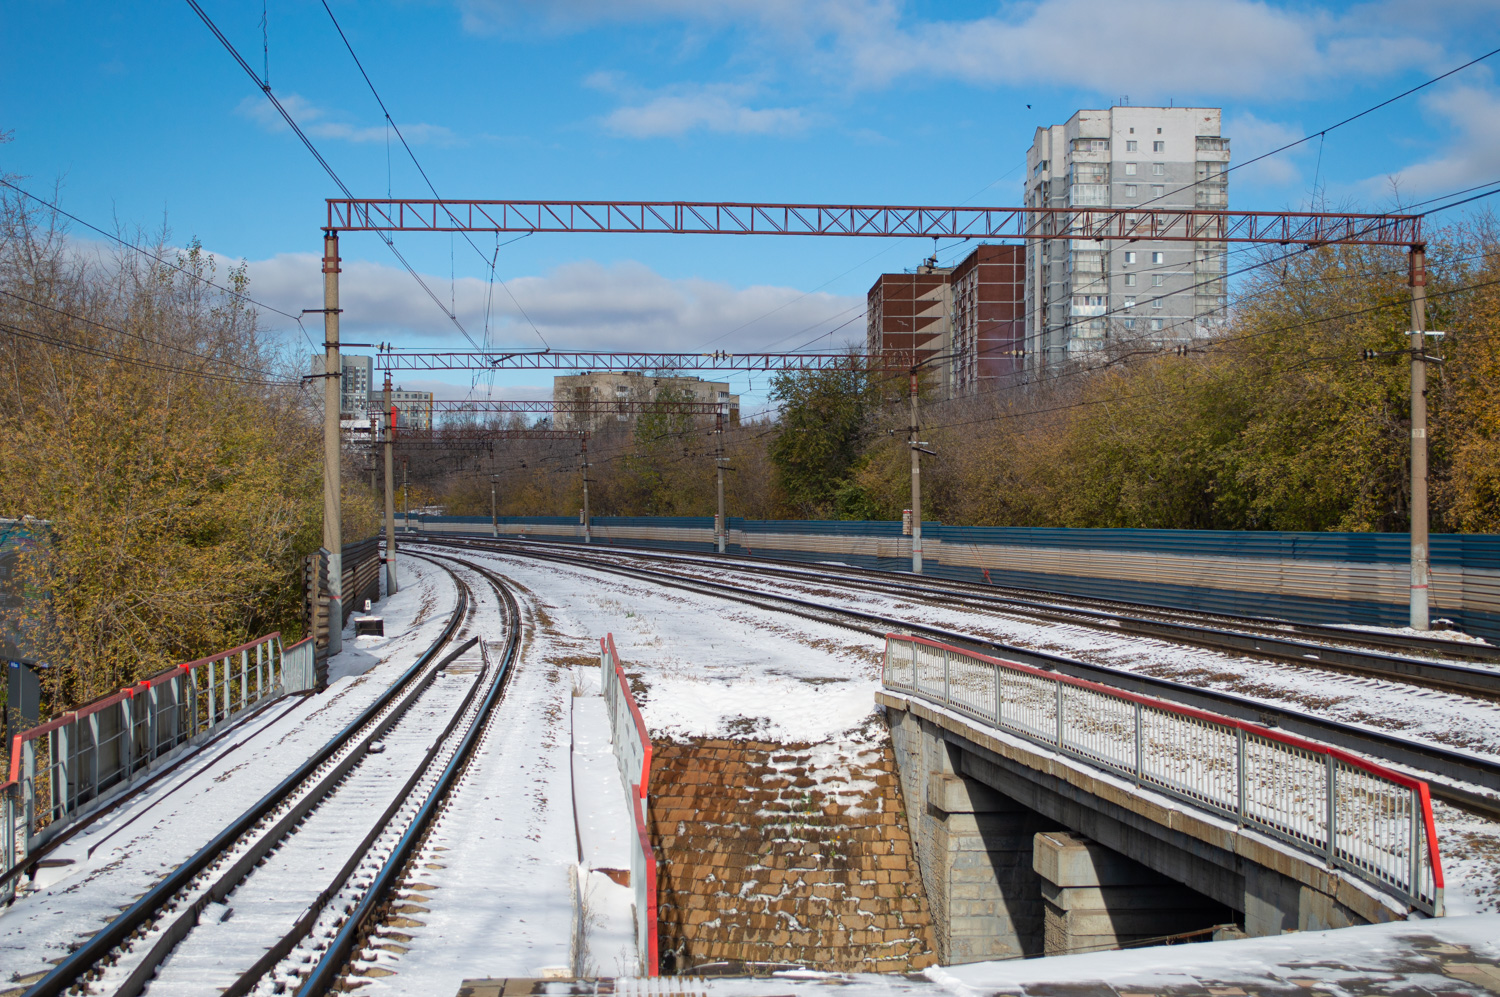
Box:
[1054,680,1065,748]
[580,433,591,545]
[942,648,951,705]
[1134,701,1144,786]
[491,475,498,538]
[1409,786,1422,903]
[403,458,409,534]
[383,375,399,595]
[909,371,922,575]
[1236,727,1247,825]
[1409,244,1430,631]
[322,230,344,656]
[715,405,726,554]
[1325,752,1338,862]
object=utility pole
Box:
[715,404,727,554]
[403,457,409,533]
[490,474,498,538]
[1409,244,1430,630]
[382,373,398,596]
[909,368,922,575]
[321,230,343,657]
[580,433,591,544]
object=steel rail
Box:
[484,539,1500,695]
[24,571,472,997]
[297,551,523,995]
[459,534,1500,667]
[433,538,1500,818]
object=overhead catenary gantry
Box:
[322,198,1434,634]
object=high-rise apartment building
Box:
[867,244,1026,396]
[309,353,377,418]
[551,372,739,432]
[1024,107,1229,368]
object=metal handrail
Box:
[883,633,1444,916]
[1,632,288,901]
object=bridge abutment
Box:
[883,694,1405,965]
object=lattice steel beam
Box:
[372,350,880,372]
[328,199,1422,247]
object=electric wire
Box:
[183,0,476,345]
[0,177,317,350]
[316,0,548,354]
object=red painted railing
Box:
[884,633,1444,916]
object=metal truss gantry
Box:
[328,199,1422,247]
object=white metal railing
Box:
[1,632,297,901]
[884,633,1445,916]
[600,634,659,976]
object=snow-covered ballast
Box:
[599,633,659,976]
[405,516,1500,644]
[0,632,312,902]
[881,632,1445,918]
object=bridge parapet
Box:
[882,633,1443,918]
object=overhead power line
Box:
[316,0,548,354]
[182,0,476,347]
[0,177,316,350]
[0,319,298,386]
[1139,45,1500,212]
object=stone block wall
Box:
[649,736,936,974]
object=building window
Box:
[1156,127,1163,134]
[1124,296,1136,307]
[1153,274,1164,286]
[1153,140,1165,152]
[1152,297,1163,308]
[1125,273,1137,286]
[1125,184,1137,197]
[1124,318,1136,329]
[1124,251,1136,264]
[1152,251,1164,263]
[1125,163,1137,176]
[1126,140,1138,152]
[1151,318,1164,330]
[1151,185,1164,197]
[1152,163,1165,175]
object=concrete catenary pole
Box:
[382,373,398,596]
[580,433,592,544]
[321,231,343,657]
[1409,244,1430,630]
[403,457,409,532]
[490,474,498,538]
[715,404,726,554]
[909,369,922,575]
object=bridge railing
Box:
[600,633,659,977]
[0,632,296,901]
[883,633,1445,916]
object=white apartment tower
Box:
[1024,107,1230,368]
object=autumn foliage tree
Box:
[0,193,371,712]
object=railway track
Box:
[433,536,1500,819]
[453,535,1500,682]
[25,557,522,997]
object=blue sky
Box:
[3,1,1499,408]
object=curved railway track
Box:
[25,557,522,997]
[429,536,1500,819]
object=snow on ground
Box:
[595,912,1500,997]
[0,556,459,986]
[360,546,894,993]
[483,548,1500,918]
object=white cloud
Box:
[239,252,864,354]
[605,89,812,138]
[465,0,1457,99]
[235,93,457,146]
[1222,112,1306,188]
[1373,84,1500,197]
